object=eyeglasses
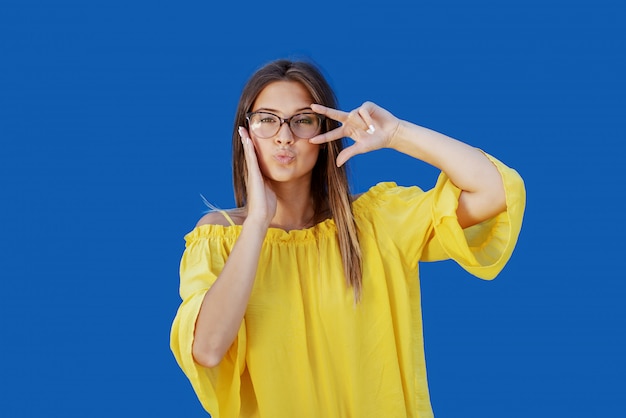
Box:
[246,111,325,139]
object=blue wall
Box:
[1,0,623,416]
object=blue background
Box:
[1,0,624,416]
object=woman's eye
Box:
[260,117,276,123]
[295,117,314,125]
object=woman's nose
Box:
[275,122,295,144]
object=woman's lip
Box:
[273,151,295,164]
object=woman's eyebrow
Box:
[253,107,313,114]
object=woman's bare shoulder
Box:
[195,208,246,227]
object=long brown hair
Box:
[231,59,363,300]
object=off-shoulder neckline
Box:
[184,182,399,242]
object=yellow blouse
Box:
[170,155,525,418]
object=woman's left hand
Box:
[309,102,401,167]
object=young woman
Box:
[171,59,525,417]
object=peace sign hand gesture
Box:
[309,102,401,167]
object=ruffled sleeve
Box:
[421,153,526,279]
[170,226,247,416]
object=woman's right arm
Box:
[192,128,276,368]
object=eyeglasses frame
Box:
[245,111,326,139]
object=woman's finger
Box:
[310,103,348,123]
[308,126,345,144]
[336,143,363,167]
[238,127,255,161]
[358,103,376,134]
[238,126,263,180]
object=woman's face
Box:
[249,81,321,185]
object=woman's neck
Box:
[269,181,316,231]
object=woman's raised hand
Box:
[309,102,401,167]
[238,126,277,229]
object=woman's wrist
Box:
[387,120,426,155]
[242,215,271,233]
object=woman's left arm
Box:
[310,102,506,228]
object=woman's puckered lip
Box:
[274,150,295,158]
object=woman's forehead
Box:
[253,81,313,113]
